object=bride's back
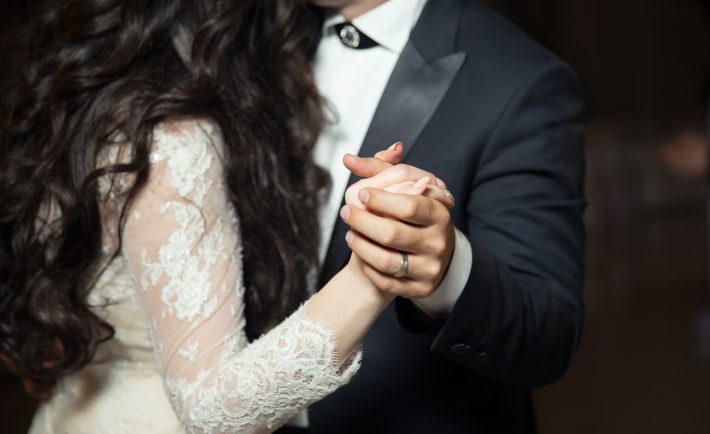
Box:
[29,254,185,433]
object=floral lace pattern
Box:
[114,119,361,433]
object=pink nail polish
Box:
[388,142,401,151]
[358,189,369,204]
[436,177,447,189]
[340,205,350,221]
[345,231,354,245]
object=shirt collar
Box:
[323,0,428,54]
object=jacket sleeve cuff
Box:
[396,238,498,370]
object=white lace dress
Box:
[29,119,360,434]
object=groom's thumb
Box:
[343,142,402,178]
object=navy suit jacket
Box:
[306,1,585,433]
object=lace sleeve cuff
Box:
[166,305,362,434]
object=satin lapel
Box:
[357,46,466,163]
[318,0,467,286]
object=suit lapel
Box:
[357,48,466,163]
[318,0,467,286]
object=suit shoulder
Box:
[458,1,573,79]
[445,2,583,141]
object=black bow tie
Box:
[333,22,378,49]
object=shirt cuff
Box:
[412,227,473,318]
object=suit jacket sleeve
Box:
[396,59,586,389]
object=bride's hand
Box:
[341,142,452,209]
[342,148,453,210]
[352,176,453,208]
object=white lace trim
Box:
[166,308,361,434]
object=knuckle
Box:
[426,236,446,254]
[412,284,430,298]
[401,200,418,219]
[408,230,422,250]
[435,238,448,255]
[377,251,395,273]
[350,237,365,254]
[347,236,359,252]
[382,226,399,245]
[379,277,396,292]
[420,201,434,221]
[428,261,443,278]
[439,207,452,225]
[422,285,436,298]
[430,199,444,215]
[390,254,402,275]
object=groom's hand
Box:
[342,146,456,299]
[341,188,456,298]
[343,143,400,176]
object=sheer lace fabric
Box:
[29,119,360,434]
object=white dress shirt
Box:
[313,0,473,318]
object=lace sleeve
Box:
[120,119,360,434]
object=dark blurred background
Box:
[1,1,709,433]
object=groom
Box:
[303,0,586,433]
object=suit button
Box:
[450,343,474,356]
[470,351,488,363]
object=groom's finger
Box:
[350,164,439,189]
[345,231,431,281]
[358,189,443,226]
[359,261,430,298]
[340,205,422,251]
[343,153,393,178]
[374,142,403,164]
[343,142,402,178]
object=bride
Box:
[0,0,450,433]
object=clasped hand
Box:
[340,144,456,300]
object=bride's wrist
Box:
[340,256,395,305]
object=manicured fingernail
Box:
[345,153,362,160]
[340,205,350,221]
[345,230,354,245]
[358,189,369,204]
[436,177,447,189]
[388,142,401,151]
[414,177,430,190]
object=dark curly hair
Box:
[0,0,328,387]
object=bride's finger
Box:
[351,164,439,190]
[394,178,455,209]
[345,165,439,208]
[420,185,455,209]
